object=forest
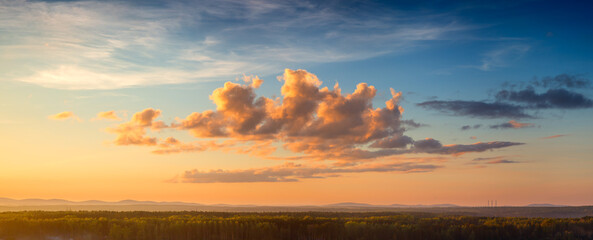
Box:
[1,211,592,240]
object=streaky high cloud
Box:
[48,111,81,121]
[541,134,568,140]
[417,100,531,119]
[414,139,524,156]
[1,0,472,89]
[95,111,121,121]
[490,120,534,129]
[176,161,442,183]
[476,44,530,71]
[472,156,519,164]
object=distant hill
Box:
[0,198,202,206]
[527,204,567,207]
[1,198,592,218]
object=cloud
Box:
[496,88,593,109]
[532,74,590,89]
[415,140,524,156]
[461,124,482,130]
[172,69,412,161]
[108,69,523,165]
[108,108,167,146]
[1,0,473,89]
[476,44,530,71]
[486,159,519,164]
[48,111,81,122]
[176,161,442,183]
[472,156,519,164]
[419,74,593,119]
[401,119,428,129]
[95,111,121,121]
[370,136,414,149]
[417,100,532,119]
[541,134,568,140]
[489,120,534,129]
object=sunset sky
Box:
[1,0,593,206]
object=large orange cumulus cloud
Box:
[105,69,525,183]
[111,69,524,162]
[172,69,412,161]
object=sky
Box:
[1,0,593,206]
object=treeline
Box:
[0,211,592,240]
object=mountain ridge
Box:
[0,198,571,208]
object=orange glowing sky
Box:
[1,0,593,206]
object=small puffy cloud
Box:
[490,120,534,129]
[241,74,264,89]
[176,161,442,183]
[95,111,121,121]
[401,119,428,129]
[48,111,81,122]
[107,108,167,146]
[417,100,531,119]
[413,138,442,150]
[370,135,414,149]
[461,124,481,131]
[541,134,568,140]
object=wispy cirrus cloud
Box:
[489,120,534,129]
[474,44,530,71]
[1,0,474,89]
[541,134,568,140]
[472,156,519,164]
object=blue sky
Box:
[1,0,592,205]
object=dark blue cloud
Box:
[461,124,482,130]
[417,100,532,119]
[533,74,591,89]
[420,74,592,119]
[496,88,593,109]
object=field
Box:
[1,211,593,240]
